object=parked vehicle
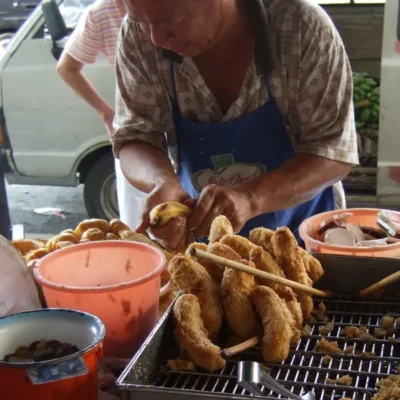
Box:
[0,0,398,220]
[0,0,42,48]
[0,0,117,219]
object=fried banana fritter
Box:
[251,286,299,363]
[249,247,303,329]
[185,243,223,284]
[173,295,226,372]
[249,228,275,256]
[272,227,314,319]
[168,255,223,339]
[220,234,256,259]
[208,242,241,261]
[221,259,260,340]
[299,248,324,283]
[209,215,234,244]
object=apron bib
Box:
[170,61,334,242]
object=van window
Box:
[60,0,95,28]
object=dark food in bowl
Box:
[2,339,80,363]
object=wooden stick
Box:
[359,270,400,297]
[221,336,260,358]
[190,248,333,298]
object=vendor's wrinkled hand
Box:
[187,184,256,239]
[136,181,193,251]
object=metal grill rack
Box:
[118,295,400,400]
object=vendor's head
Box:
[123,0,242,57]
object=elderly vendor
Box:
[112,0,358,250]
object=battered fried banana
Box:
[249,247,303,329]
[208,242,241,261]
[173,294,226,372]
[168,255,222,339]
[251,286,299,363]
[299,249,324,283]
[207,242,242,280]
[185,243,223,284]
[209,215,234,244]
[272,227,314,319]
[221,259,260,340]
[249,228,275,256]
[220,234,256,259]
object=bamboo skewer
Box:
[221,336,260,358]
[190,248,333,298]
[359,270,400,297]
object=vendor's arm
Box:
[57,8,114,133]
[113,18,189,249]
[188,9,358,237]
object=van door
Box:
[2,0,114,182]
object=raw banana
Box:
[352,72,380,129]
[149,201,192,227]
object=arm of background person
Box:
[56,5,114,133]
[57,53,115,133]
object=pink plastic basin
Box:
[33,241,166,358]
[299,208,400,258]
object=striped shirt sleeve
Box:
[64,7,102,64]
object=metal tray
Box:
[117,254,400,400]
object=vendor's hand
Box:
[136,181,194,251]
[187,184,256,239]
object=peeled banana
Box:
[149,201,192,227]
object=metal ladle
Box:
[237,361,316,400]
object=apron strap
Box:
[169,60,179,110]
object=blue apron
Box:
[170,61,334,242]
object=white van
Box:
[0,0,399,219]
[0,0,118,220]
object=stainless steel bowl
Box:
[0,308,105,367]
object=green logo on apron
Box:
[192,153,266,191]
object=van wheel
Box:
[84,153,119,220]
[0,32,14,49]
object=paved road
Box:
[6,182,88,238]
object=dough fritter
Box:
[249,246,303,329]
[109,219,130,235]
[74,219,109,237]
[251,286,298,363]
[186,243,223,284]
[119,230,173,262]
[272,227,314,319]
[12,239,44,256]
[209,215,234,244]
[221,259,260,340]
[220,234,256,259]
[168,255,222,339]
[173,294,225,372]
[249,228,275,256]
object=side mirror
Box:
[41,0,68,59]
